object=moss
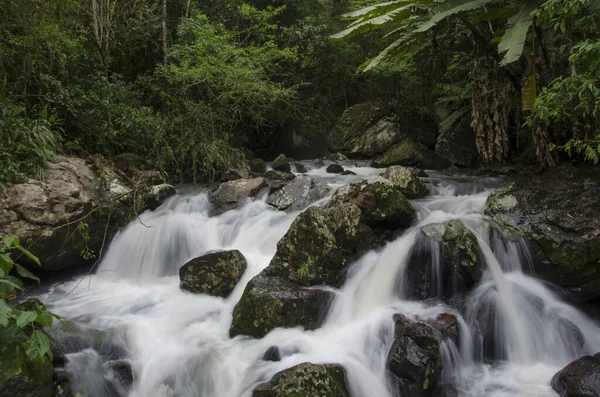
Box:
[272,154,291,172]
[373,141,450,169]
[537,238,600,277]
[250,158,266,173]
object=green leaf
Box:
[16,246,40,266]
[0,278,23,291]
[15,310,38,328]
[498,3,537,66]
[341,0,408,19]
[522,74,537,111]
[2,237,17,248]
[0,299,11,327]
[364,34,415,71]
[27,330,50,360]
[331,3,416,39]
[416,0,498,32]
[36,310,54,327]
[14,264,40,283]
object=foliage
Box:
[0,237,60,385]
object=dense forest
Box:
[1,0,599,189]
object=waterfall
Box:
[38,168,600,397]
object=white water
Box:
[38,168,600,397]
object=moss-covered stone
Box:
[263,170,284,180]
[250,158,267,173]
[382,166,428,199]
[179,250,247,297]
[373,141,451,170]
[328,177,416,230]
[272,154,291,172]
[229,274,333,338]
[252,362,350,397]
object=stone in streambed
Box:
[266,175,329,212]
[210,177,267,213]
[272,154,291,172]
[250,158,267,173]
[179,250,247,297]
[382,165,428,199]
[252,362,349,397]
[551,355,600,397]
[341,170,356,176]
[373,141,451,170]
[326,164,344,174]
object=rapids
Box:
[38,163,600,397]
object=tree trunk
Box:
[162,0,168,67]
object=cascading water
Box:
[38,165,600,397]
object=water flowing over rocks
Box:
[484,166,600,301]
[373,141,451,170]
[252,362,349,397]
[382,166,428,199]
[210,177,267,214]
[266,175,329,211]
[329,176,415,230]
[551,354,600,397]
[0,156,174,273]
[179,250,247,297]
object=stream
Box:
[38,163,600,397]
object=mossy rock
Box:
[266,175,329,212]
[229,273,333,338]
[382,166,428,199]
[272,154,291,172]
[250,158,267,173]
[373,141,451,170]
[328,177,416,230]
[179,250,247,297]
[266,203,380,286]
[253,362,350,397]
[263,170,284,180]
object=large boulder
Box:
[328,101,437,158]
[272,154,291,172]
[551,354,600,397]
[382,166,428,199]
[179,250,247,297]
[210,177,267,213]
[144,183,176,211]
[250,158,267,173]
[328,177,416,231]
[435,119,478,167]
[484,166,600,301]
[373,141,451,170]
[326,164,344,174]
[253,362,349,397]
[229,273,333,338]
[388,313,454,397]
[0,156,147,273]
[406,220,482,300]
[266,175,329,212]
[265,203,380,286]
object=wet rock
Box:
[220,169,244,182]
[210,177,267,213]
[0,156,136,272]
[417,170,429,178]
[313,159,325,168]
[263,170,284,180]
[328,177,415,230]
[328,101,437,158]
[104,360,134,389]
[266,175,329,212]
[323,153,349,161]
[229,273,333,338]
[144,184,176,211]
[252,362,349,397]
[179,250,247,297]
[551,355,600,397]
[265,203,380,286]
[263,346,281,362]
[373,141,451,170]
[294,163,309,173]
[53,370,74,397]
[382,166,428,199]
[387,314,449,397]
[341,170,357,176]
[435,119,478,167]
[272,154,291,172]
[406,220,482,300]
[484,166,600,301]
[428,313,459,343]
[0,357,53,397]
[326,164,345,174]
[250,158,267,173]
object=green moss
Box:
[537,238,600,277]
[250,158,266,173]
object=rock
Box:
[0,357,53,397]
[144,184,176,211]
[328,101,437,158]
[265,203,380,286]
[104,360,134,389]
[266,175,329,212]
[417,170,429,177]
[406,220,482,300]
[250,158,267,173]
[341,170,357,176]
[53,370,74,397]
[387,314,449,397]
[428,313,459,343]
[382,166,428,199]
[210,177,267,213]
[229,273,333,338]
[179,250,247,297]
[220,169,244,182]
[313,159,325,168]
[484,166,600,301]
[252,362,349,397]
[294,163,309,173]
[263,170,284,180]
[272,154,291,172]
[435,119,478,167]
[328,177,415,230]
[113,153,148,176]
[323,153,349,161]
[0,156,136,272]
[373,141,451,170]
[326,164,344,174]
[263,346,281,362]
[551,355,600,397]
